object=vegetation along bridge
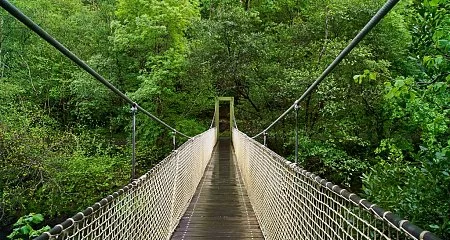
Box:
[0,0,443,239]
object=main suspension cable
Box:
[0,0,191,139]
[252,0,400,139]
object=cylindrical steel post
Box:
[263,132,267,147]
[294,102,299,164]
[172,131,177,150]
[131,105,137,180]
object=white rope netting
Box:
[232,128,434,240]
[40,128,216,240]
[37,127,439,240]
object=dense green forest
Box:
[0,0,448,238]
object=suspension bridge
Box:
[0,0,443,239]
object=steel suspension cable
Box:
[0,0,191,139]
[252,0,400,139]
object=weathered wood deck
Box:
[171,138,264,239]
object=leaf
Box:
[429,224,440,230]
[429,0,440,7]
[394,79,405,87]
[369,72,377,80]
[30,226,51,237]
[434,55,443,66]
[423,56,432,65]
[353,75,363,84]
[7,229,20,239]
[13,217,25,227]
[419,146,428,151]
[19,225,32,235]
[31,214,44,224]
[437,39,449,50]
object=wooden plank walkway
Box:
[171,138,264,240]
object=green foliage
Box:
[48,152,129,214]
[362,1,449,237]
[0,105,129,226]
[296,135,368,189]
[353,69,377,84]
[114,0,199,51]
[7,213,50,240]
[1,0,448,238]
[363,145,450,238]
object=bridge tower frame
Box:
[215,97,235,139]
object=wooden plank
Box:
[170,138,264,240]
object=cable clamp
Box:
[382,211,391,220]
[367,203,382,219]
[385,219,399,230]
[55,224,64,231]
[77,212,85,219]
[131,103,138,113]
[419,231,430,240]
[399,219,409,230]
[87,207,94,213]
[66,218,76,228]
[332,185,339,192]
[348,193,358,205]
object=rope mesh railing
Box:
[36,128,216,240]
[232,128,441,240]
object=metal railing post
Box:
[131,104,137,180]
[263,132,267,147]
[294,101,299,164]
[172,131,177,150]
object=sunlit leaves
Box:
[353,69,377,84]
[7,213,50,239]
[364,2,450,235]
[113,0,199,53]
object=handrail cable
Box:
[252,0,400,139]
[0,0,191,139]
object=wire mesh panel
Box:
[37,128,216,240]
[232,129,440,240]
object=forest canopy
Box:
[0,0,449,238]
